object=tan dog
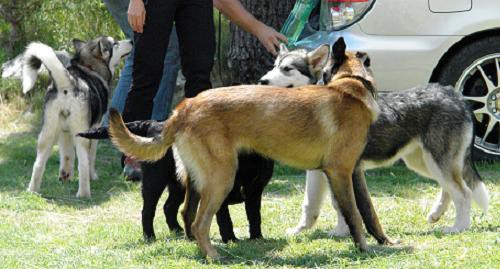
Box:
[108,38,382,259]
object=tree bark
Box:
[227,0,294,84]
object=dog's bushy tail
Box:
[108,109,177,162]
[22,42,71,94]
[78,120,160,140]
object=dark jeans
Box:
[123,0,215,122]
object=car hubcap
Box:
[456,53,500,156]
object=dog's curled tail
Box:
[23,42,71,94]
[108,109,177,162]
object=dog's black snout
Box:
[259,79,269,85]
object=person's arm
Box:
[213,0,287,55]
[128,0,146,33]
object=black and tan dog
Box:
[106,38,395,259]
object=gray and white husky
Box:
[23,37,132,197]
[261,44,489,235]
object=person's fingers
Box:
[139,11,146,33]
[267,41,277,56]
[271,36,280,48]
[143,11,146,28]
[133,16,140,32]
[129,14,138,32]
[276,33,288,44]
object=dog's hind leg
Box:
[28,122,59,193]
[164,178,185,233]
[58,132,75,182]
[181,178,199,241]
[88,139,98,180]
[427,190,451,223]
[244,186,264,240]
[191,159,237,259]
[323,167,367,251]
[287,169,329,235]
[402,147,451,223]
[422,151,472,233]
[74,137,92,198]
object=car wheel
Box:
[437,36,500,161]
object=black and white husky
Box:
[260,44,489,235]
[23,37,132,197]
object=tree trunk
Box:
[227,0,294,84]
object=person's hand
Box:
[254,23,288,56]
[128,0,146,33]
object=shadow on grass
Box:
[127,230,413,267]
[0,131,133,208]
[208,238,414,267]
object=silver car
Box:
[296,0,500,160]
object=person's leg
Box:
[122,0,177,122]
[175,0,215,98]
[101,0,134,126]
[151,27,180,121]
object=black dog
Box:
[79,120,273,242]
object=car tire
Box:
[436,36,500,161]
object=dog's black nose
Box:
[259,79,269,85]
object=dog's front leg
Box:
[216,202,238,243]
[352,167,397,245]
[287,169,328,235]
[328,193,350,237]
[323,168,367,251]
[141,162,168,241]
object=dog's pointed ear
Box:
[331,37,346,64]
[307,44,330,71]
[98,40,110,59]
[356,51,371,67]
[279,43,289,55]
[73,39,85,52]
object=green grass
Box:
[0,104,498,268]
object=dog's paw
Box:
[328,225,350,238]
[26,186,40,194]
[380,236,401,245]
[427,211,442,224]
[76,189,91,198]
[286,226,305,236]
[59,170,72,182]
[442,226,467,234]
